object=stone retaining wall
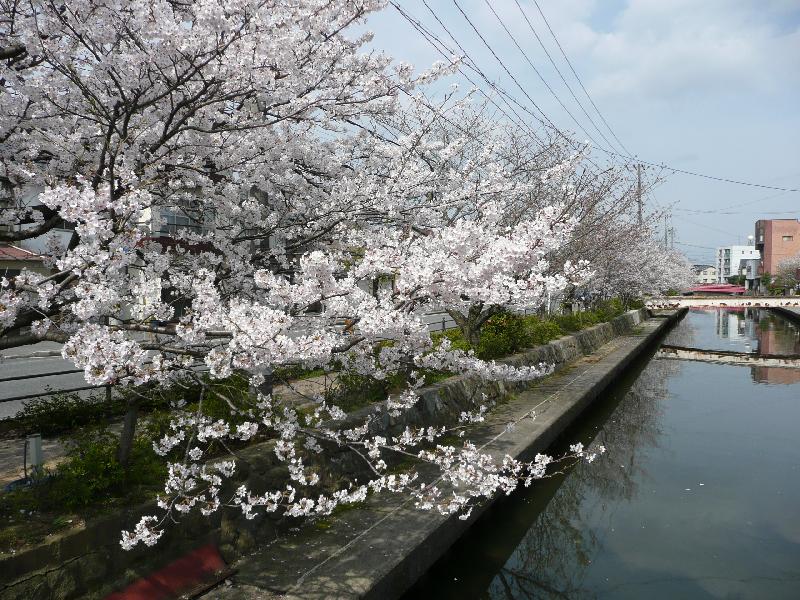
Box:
[0,309,647,599]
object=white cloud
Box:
[578,0,800,99]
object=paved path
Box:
[0,354,87,420]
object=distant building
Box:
[755,219,800,275]
[716,245,760,283]
[742,258,761,290]
[0,244,50,278]
[692,264,716,284]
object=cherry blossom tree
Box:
[2,0,612,548]
[582,223,694,305]
[776,255,800,291]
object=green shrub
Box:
[475,312,531,359]
[525,318,564,346]
[553,311,598,332]
[431,327,471,353]
[15,391,125,436]
[591,298,625,321]
[326,371,406,412]
[2,426,166,516]
[50,427,166,510]
[273,365,326,381]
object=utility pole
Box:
[636,164,643,226]
[664,214,669,249]
[637,164,643,226]
[669,227,675,250]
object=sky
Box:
[361,0,800,264]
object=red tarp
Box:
[105,544,228,600]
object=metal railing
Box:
[0,308,543,410]
[0,367,112,407]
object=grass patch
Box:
[0,425,166,553]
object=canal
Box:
[405,308,800,599]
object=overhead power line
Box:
[525,0,633,157]
[509,0,632,157]
[392,2,800,194]
[449,0,588,148]
[675,190,792,214]
[479,0,623,155]
[638,163,800,193]
[675,241,717,250]
[398,1,608,172]
[395,0,557,147]
[390,2,547,146]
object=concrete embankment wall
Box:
[0,308,679,600]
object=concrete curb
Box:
[205,308,686,600]
[0,350,63,360]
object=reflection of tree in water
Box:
[487,357,678,599]
[662,311,698,347]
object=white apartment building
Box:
[692,264,717,284]
[716,245,760,283]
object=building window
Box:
[782,235,794,242]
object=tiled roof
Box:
[0,244,43,261]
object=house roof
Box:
[0,244,43,262]
[689,283,746,294]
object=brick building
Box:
[755,219,800,274]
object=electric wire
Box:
[421,2,799,193]
[525,0,633,157]
[392,2,799,195]
[502,0,629,156]
[479,0,621,154]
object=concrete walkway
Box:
[202,312,681,600]
[0,341,64,360]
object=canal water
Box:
[405,308,800,599]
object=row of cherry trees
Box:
[1,0,690,548]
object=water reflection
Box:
[485,357,678,600]
[405,309,800,599]
[751,311,800,384]
[671,308,800,384]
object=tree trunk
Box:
[462,322,481,347]
[117,399,139,468]
[447,302,500,348]
[562,285,576,314]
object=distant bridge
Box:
[657,345,800,369]
[646,296,800,309]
